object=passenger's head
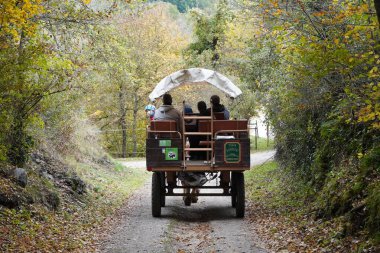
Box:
[210,95,220,106]
[162,93,172,105]
[197,101,207,113]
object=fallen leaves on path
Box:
[246,201,378,253]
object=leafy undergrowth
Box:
[250,136,275,153]
[0,159,149,252]
[245,162,379,253]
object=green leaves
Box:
[233,0,380,241]
[184,0,232,68]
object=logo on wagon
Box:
[224,142,241,163]
[165,148,178,161]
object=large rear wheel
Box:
[234,172,245,218]
[152,172,161,217]
[231,172,237,207]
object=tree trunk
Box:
[7,112,28,167]
[132,93,138,157]
[375,0,380,29]
[119,83,127,158]
[8,31,28,167]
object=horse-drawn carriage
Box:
[146,68,250,218]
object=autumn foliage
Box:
[238,0,380,242]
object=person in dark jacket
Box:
[197,101,207,116]
[205,95,230,119]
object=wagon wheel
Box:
[184,196,191,206]
[231,172,237,208]
[152,172,162,217]
[183,185,191,206]
[234,172,245,218]
[160,172,166,207]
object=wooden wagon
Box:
[146,68,250,218]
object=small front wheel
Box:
[160,172,166,207]
[234,172,245,218]
[152,172,161,217]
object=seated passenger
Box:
[184,104,196,126]
[154,93,183,132]
[206,95,230,119]
[197,101,207,116]
[145,103,156,121]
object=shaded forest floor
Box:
[246,162,379,253]
[0,153,148,252]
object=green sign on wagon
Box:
[165,148,178,161]
[225,142,241,163]
[159,140,171,147]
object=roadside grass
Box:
[246,161,283,208]
[72,160,149,208]
[245,161,377,252]
[250,136,274,153]
[0,160,149,252]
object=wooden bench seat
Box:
[149,120,181,138]
[198,120,248,137]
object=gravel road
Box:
[100,151,275,253]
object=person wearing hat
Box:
[145,104,156,121]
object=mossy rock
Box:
[65,175,87,195]
[44,191,60,211]
[0,192,20,208]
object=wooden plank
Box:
[199,140,214,146]
[183,116,212,120]
[184,148,212,151]
[184,132,212,135]
[198,120,249,134]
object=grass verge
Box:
[245,161,378,252]
[250,136,274,153]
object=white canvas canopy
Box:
[148,68,242,101]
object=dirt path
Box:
[100,151,274,253]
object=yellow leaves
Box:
[89,110,104,118]
[0,0,44,46]
[82,0,92,5]
[356,83,380,129]
[313,11,326,17]
[270,0,279,8]
[368,66,379,78]
[273,9,283,16]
